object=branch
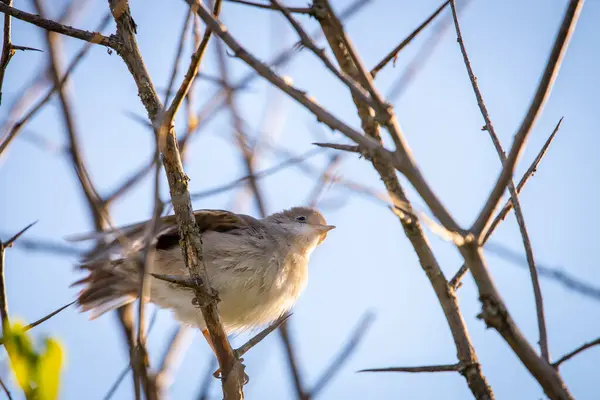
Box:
[449,0,548,362]
[359,363,462,373]
[471,0,583,238]
[163,0,223,128]
[450,118,563,288]
[312,2,493,398]
[370,0,449,78]
[313,0,463,235]
[553,337,600,368]
[0,301,75,345]
[0,2,117,48]
[108,1,245,397]
[225,0,313,14]
[0,13,112,159]
[186,0,394,163]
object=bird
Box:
[70,206,335,354]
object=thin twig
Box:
[163,0,222,130]
[225,0,313,14]
[471,0,584,238]
[450,118,563,288]
[449,0,549,361]
[552,337,600,368]
[234,313,291,359]
[359,363,462,373]
[0,301,75,345]
[370,0,449,78]
[164,8,193,106]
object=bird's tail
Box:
[72,259,139,319]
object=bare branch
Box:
[234,313,291,359]
[226,0,313,14]
[370,0,449,78]
[313,142,360,154]
[0,2,117,48]
[108,0,245,396]
[450,118,563,288]
[359,363,462,373]
[313,0,463,235]
[553,337,600,368]
[312,2,493,398]
[163,0,223,128]
[449,0,549,361]
[471,0,584,238]
[3,221,38,248]
[0,13,112,160]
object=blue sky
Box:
[1,0,599,399]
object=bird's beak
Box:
[315,224,336,233]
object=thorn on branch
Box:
[3,221,38,248]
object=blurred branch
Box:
[215,40,268,217]
[226,0,313,14]
[450,118,563,288]
[484,242,600,302]
[183,0,372,147]
[552,337,600,368]
[310,312,374,397]
[306,153,342,207]
[0,2,117,48]
[312,1,493,398]
[187,0,393,163]
[164,8,193,105]
[470,0,583,238]
[189,147,324,201]
[370,0,449,78]
[449,0,548,361]
[155,326,193,390]
[0,13,112,160]
[163,0,222,128]
[108,0,245,397]
[278,321,308,400]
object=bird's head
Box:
[266,207,335,251]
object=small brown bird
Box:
[71,206,335,351]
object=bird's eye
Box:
[295,216,307,222]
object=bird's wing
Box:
[75,209,262,263]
